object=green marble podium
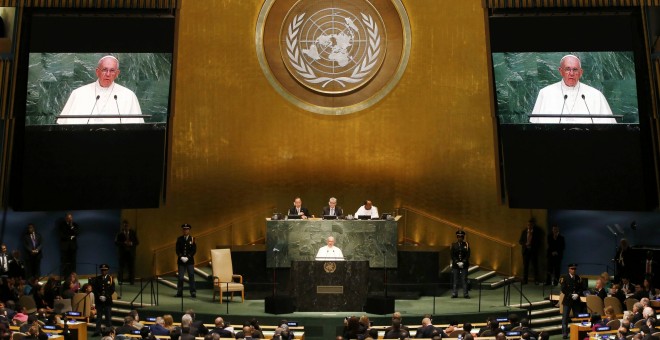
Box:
[266,219,398,268]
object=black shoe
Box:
[191,293,196,298]
[464,295,470,299]
[175,293,182,297]
[451,295,457,299]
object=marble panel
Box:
[266,219,398,268]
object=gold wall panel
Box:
[130,0,544,277]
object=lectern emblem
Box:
[323,261,337,273]
[256,0,411,115]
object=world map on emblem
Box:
[281,2,387,94]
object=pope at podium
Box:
[315,236,344,261]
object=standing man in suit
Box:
[288,197,310,219]
[519,218,543,284]
[643,251,658,287]
[93,264,115,336]
[58,212,79,278]
[451,230,471,299]
[176,224,197,298]
[614,238,631,284]
[546,224,565,286]
[115,220,139,285]
[322,197,343,218]
[560,263,584,339]
[23,223,43,280]
[0,244,10,277]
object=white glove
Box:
[181,257,188,263]
[571,293,578,300]
[99,295,106,302]
[457,262,464,268]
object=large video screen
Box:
[489,8,658,210]
[10,9,175,210]
[493,51,638,124]
[26,52,171,125]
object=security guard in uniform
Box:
[93,263,115,336]
[176,223,197,298]
[560,263,584,339]
[451,229,471,299]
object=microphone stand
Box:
[383,249,388,297]
[272,249,279,297]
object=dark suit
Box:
[93,273,115,334]
[594,287,607,300]
[8,255,25,279]
[519,225,543,284]
[546,232,565,285]
[288,206,310,218]
[322,206,343,218]
[176,234,197,295]
[415,325,439,338]
[209,327,234,338]
[451,240,470,297]
[0,252,10,277]
[560,273,584,336]
[23,231,43,279]
[58,220,80,277]
[614,246,632,283]
[115,229,139,284]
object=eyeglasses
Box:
[99,68,117,74]
[562,67,581,74]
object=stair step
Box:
[533,324,563,334]
[194,267,212,280]
[530,307,560,317]
[157,276,178,289]
[467,266,480,274]
[471,271,497,282]
[489,276,517,289]
[509,300,554,309]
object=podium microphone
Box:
[86,95,101,124]
[559,94,568,123]
[114,95,122,124]
[581,94,593,123]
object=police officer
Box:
[451,230,471,299]
[93,264,115,336]
[176,223,197,298]
[560,263,584,339]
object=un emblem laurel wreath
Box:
[286,12,381,88]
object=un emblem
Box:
[283,4,385,94]
[257,0,410,115]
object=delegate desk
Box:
[265,218,398,268]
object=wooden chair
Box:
[586,295,604,315]
[11,332,25,340]
[606,319,620,329]
[624,298,638,312]
[633,319,645,328]
[210,248,244,303]
[448,330,466,338]
[604,296,623,315]
[18,295,37,314]
[71,292,92,320]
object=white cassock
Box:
[354,205,379,219]
[315,246,344,261]
[58,80,143,124]
[529,81,616,124]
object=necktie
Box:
[330,208,334,215]
[31,234,36,248]
[647,260,652,274]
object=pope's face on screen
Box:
[96,57,121,88]
[559,56,583,87]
